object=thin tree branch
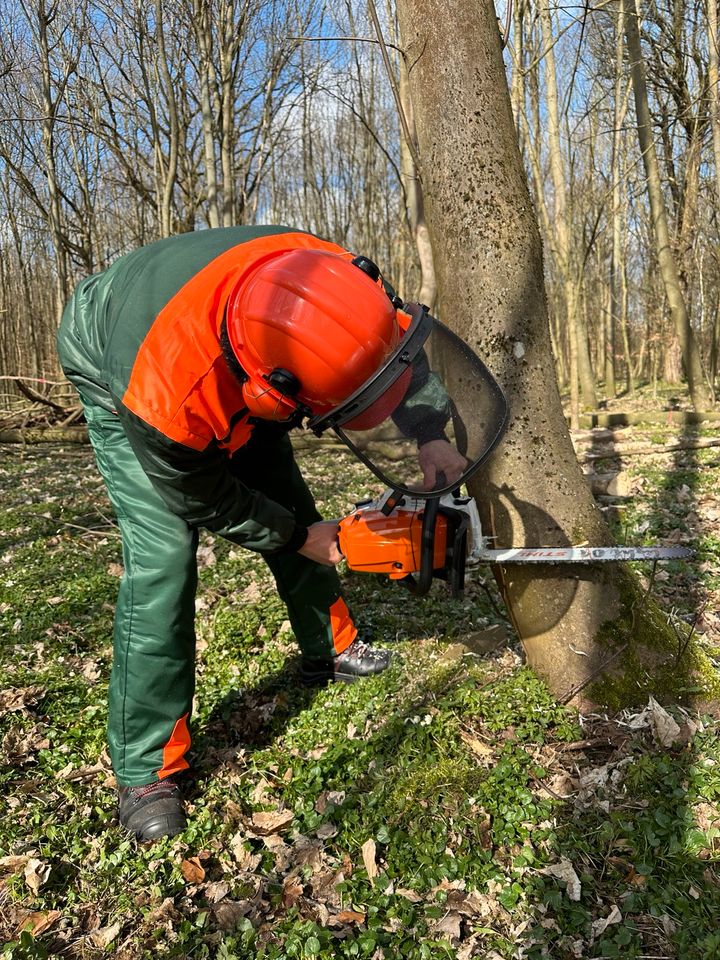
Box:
[366,0,422,175]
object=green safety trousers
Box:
[82,399,356,786]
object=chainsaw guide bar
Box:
[474,545,693,564]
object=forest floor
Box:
[2,394,720,959]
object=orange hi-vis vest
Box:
[121,231,351,454]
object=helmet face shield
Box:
[310,304,509,497]
[307,305,433,434]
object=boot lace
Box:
[341,640,385,663]
[132,777,179,799]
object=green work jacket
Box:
[57,226,349,554]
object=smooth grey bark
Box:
[193,0,221,228]
[154,0,179,237]
[398,61,436,309]
[538,0,597,417]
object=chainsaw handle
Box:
[401,499,439,597]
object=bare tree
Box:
[625,0,713,408]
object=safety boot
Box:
[300,638,392,686]
[118,776,187,841]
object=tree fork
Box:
[395,0,717,708]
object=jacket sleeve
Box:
[391,351,452,445]
[113,401,308,554]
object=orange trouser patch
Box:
[159,713,191,779]
[329,597,357,655]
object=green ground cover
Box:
[1,428,720,958]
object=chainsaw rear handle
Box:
[402,497,469,598]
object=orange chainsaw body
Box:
[338,506,448,579]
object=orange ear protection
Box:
[241,367,307,422]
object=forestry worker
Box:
[57,225,468,842]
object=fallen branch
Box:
[13,378,70,415]
[575,411,720,429]
[581,437,720,462]
[0,427,89,444]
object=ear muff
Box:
[241,367,303,421]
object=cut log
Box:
[581,437,720,462]
[575,411,720,429]
[0,427,90,444]
[585,472,633,497]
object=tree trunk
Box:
[193,0,221,228]
[608,0,629,400]
[155,0,179,237]
[709,0,720,212]
[395,0,714,708]
[36,0,68,320]
[399,59,437,309]
[538,0,597,415]
[624,1,712,410]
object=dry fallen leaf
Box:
[361,838,378,887]
[23,858,51,895]
[81,661,102,682]
[430,910,463,941]
[251,778,274,805]
[213,899,255,931]
[230,834,261,872]
[16,910,62,938]
[292,837,324,873]
[316,822,338,840]
[88,921,121,948]
[204,880,230,903]
[395,887,423,903]
[591,904,622,939]
[648,697,681,747]
[309,868,344,906]
[456,936,483,960]
[460,730,495,765]
[538,858,582,901]
[0,854,31,872]
[264,834,291,872]
[180,856,206,884]
[333,909,366,925]
[282,874,303,908]
[0,686,45,713]
[250,810,294,836]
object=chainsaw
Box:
[337,488,693,598]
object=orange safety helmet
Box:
[225,249,404,424]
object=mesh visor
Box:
[309,305,508,496]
